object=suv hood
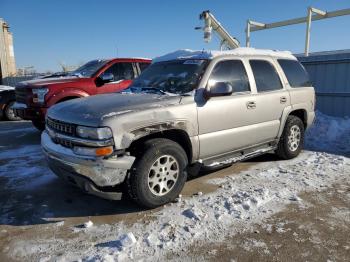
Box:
[48,93,182,126]
[17,76,83,88]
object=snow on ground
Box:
[10,151,347,261]
[0,145,51,190]
[306,111,350,156]
[2,111,349,261]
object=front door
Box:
[97,62,135,94]
[197,59,261,159]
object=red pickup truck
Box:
[14,58,151,130]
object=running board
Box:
[203,145,277,168]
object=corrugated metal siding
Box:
[297,50,350,117]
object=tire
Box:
[4,101,22,121]
[127,138,188,208]
[276,115,304,160]
[32,120,45,131]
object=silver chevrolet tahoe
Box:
[42,48,315,208]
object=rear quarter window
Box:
[278,59,312,87]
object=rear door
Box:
[96,62,136,94]
[277,59,315,112]
[247,59,291,142]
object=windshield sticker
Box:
[183,60,204,65]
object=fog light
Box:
[73,146,113,157]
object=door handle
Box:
[246,101,256,109]
[280,96,287,104]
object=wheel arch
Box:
[289,109,307,128]
[128,128,193,163]
[56,96,80,103]
[46,89,89,106]
[278,106,308,138]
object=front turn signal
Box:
[95,146,114,156]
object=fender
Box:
[115,120,199,163]
[117,120,194,147]
[46,88,90,106]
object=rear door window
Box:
[250,60,283,92]
[208,60,250,93]
[278,59,312,87]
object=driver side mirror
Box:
[100,72,114,83]
[205,82,233,99]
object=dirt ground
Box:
[0,121,349,261]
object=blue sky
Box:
[1,0,349,72]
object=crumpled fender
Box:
[118,120,195,149]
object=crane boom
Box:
[198,10,240,50]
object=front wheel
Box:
[4,101,22,121]
[127,138,188,208]
[276,115,304,160]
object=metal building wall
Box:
[297,50,350,117]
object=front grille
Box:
[15,87,30,103]
[47,117,75,136]
[53,137,73,148]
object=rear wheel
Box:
[127,138,188,208]
[276,115,304,160]
[4,101,21,121]
[32,120,45,131]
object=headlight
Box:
[32,88,49,103]
[76,126,113,140]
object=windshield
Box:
[130,59,208,94]
[69,59,108,77]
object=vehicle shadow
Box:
[0,175,145,227]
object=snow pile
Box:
[118,233,137,248]
[153,48,294,63]
[305,111,350,156]
[83,221,94,228]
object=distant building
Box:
[0,18,16,79]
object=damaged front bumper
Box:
[41,131,135,200]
